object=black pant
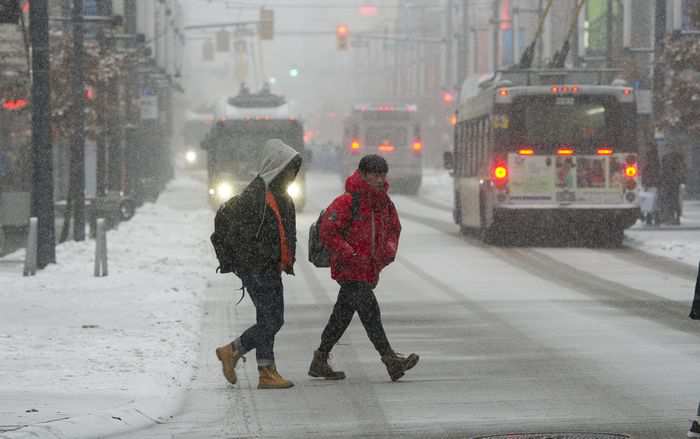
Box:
[318,281,392,356]
[691,261,700,320]
[238,271,285,364]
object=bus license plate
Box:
[556,97,575,106]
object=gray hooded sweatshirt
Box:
[257,139,300,187]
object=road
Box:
[116,169,699,439]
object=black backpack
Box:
[210,195,242,274]
[308,192,359,268]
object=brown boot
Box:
[215,343,244,385]
[258,365,294,389]
[308,350,346,380]
[381,351,419,382]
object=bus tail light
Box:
[491,163,508,187]
[350,139,362,154]
[624,164,637,178]
[379,143,395,153]
[518,148,534,156]
[411,139,423,155]
[557,147,575,156]
[597,148,614,156]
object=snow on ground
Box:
[0,175,214,430]
[0,168,697,435]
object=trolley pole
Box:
[30,0,56,268]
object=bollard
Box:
[94,218,108,277]
[23,217,38,276]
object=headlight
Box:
[216,182,234,201]
[287,181,302,199]
[185,150,197,164]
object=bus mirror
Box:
[443,151,454,170]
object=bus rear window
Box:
[365,126,408,146]
[511,96,622,149]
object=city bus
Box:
[340,104,423,194]
[203,85,309,210]
[444,69,640,246]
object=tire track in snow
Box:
[398,211,699,338]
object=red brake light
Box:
[518,148,534,156]
[492,165,508,184]
[412,140,423,152]
[350,139,361,154]
[379,143,395,153]
[498,88,509,97]
[597,148,614,155]
[557,147,575,156]
[625,164,637,178]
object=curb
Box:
[0,391,186,439]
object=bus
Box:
[202,85,309,210]
[340,104,423,194]
[181,108,213,168]
[444,69,640,246]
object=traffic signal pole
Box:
[29,0,56,268]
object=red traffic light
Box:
[442,91,455,104]
[2,98,28,111]
[336,24,349,36]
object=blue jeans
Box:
[237,271,285,366]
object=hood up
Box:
[257,139,300,187]
[345,170,390,209]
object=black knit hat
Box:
[358,154,388,174]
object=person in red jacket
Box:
[307,154,419,382]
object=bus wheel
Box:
[599,224,625,248]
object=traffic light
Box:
[336,24,349,50]
[442,91,455,104]
[2,98,28,111]
[259,8,274,40]
[0,0,20,24]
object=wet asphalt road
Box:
[111,170,699,439]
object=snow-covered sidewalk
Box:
[0,175,214,439]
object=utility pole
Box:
[69,0,86,241]
[653,0,667,124]
[492,0,501,72]
[30,0,56,268]
[606,0,614,67]
[95,0,111,199]
[446,0,454,88]
[458,0,470,85]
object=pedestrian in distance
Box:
[660,145,686,225]
[215,139,302,390]
[308,154,419,382]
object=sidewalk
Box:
[0,174,214,439]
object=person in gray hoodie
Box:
[215,139,301,390]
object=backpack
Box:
[210,195,242,274]
[308,192,360,268]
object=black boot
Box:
[381,350,419,382]
[308,350,346,380]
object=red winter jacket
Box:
[319,170,401,285]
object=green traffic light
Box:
[289,68,299,78]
